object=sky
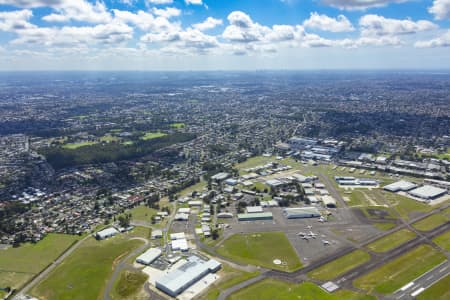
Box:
[0,0,450,70]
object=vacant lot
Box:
[413,213,449,231]
[433,230,450,251]
[228,279,372,300]
[366,229,416,253]
[0,234,80,291]
[353,244,446,294]
[235,156,276,173]
[126,205,157,223]
[31,235,143,300]
[308,250,371,281]
[216,232,302,272]
[417,274,450,300]
[110,270,148,300]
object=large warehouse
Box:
[136,248,162,265]
[156,256,221,297]
[237,212,273,221]
[408,185,447,200]
[383,180,417,192]
[95,227,119,240]
[284,207,321,219]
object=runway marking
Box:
[426,275,434,281]
[439,266,448,273]
[400,282,414,291]
[411,287,425,297]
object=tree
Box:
[118,214,130,228]
[212,229,219,240]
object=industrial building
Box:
[211,172,229,181]
[284,207,321,219]
[246,206,263,213]
[151,229,163,239]
[335,176,378,186]
[171,238,189,251]
[136,248,162,265]
[156,256,221,297]
[322,196,337,208]
[408,185,447,200]
[237,212,273,221]
[383,180,417,192]
[95,227,119,240]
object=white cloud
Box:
[185,0,202,5]
[320,0,408,10]
[359,14,437,36]
[429,0,450,20]
[303,12,354,32]
[193,17,222,31]
[42,1,111,24]
[113,9,179,32]
[415,30,450,47]
[146,0,173,4]
[152,7,181,19]
[0,9,34,31]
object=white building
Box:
[136,248,162,265]
[384,180,417,192]
[409,185,447,200]
[95,227,119,240]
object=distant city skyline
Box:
[1,0,450,70]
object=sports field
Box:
[31,235,143,300]
[412,213,449,231]
[308,250,371,281]
[141,132,167,140]
[125,205,157,222]
[432,230,450,251]
[417,274,450,300]
[0,234,80,291]
[353,244,446,294]
[216,232,302,272]
[366,229,416,252]
[228,279,373,300]
[62,141,97,149]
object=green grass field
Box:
[353,244,446,294]
[432,230,450,251]
[413,213,449,231]
[125,205,157,222]
[31,235,143,300]
[383,192,433,220]
[333,290,376,300]
[417,274,450,300]
[373,222,397,231]
[308,250,371,281]
[201,264,260,300]
[100,135,120,143]
[366,229,416,253]
[141,132,167,140]
[228,279,372,300]
[235,156,276,174]
[170,123,186,128]
[62,141,97,149]
[0,234,80,291]
[179,180,207,196]
[216,232,302,272]
[110,270,148,300]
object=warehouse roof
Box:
[136,248,161,265]
[384,180,417,192]
[409,185,447,199]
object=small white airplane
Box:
[301,236,310,240]
[308,231,317,238]
[322,240,330,245]
[297,232,306,236]
[306,225,312,229]
[318,216,327,223]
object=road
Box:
[14,233,92,298]
[103,237,149,300]
[392,260,449,300]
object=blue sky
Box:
[0,0,450,70]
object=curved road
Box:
[103,237,149,300]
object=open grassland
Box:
[216,232,302,272]
[99,135,120,143]
[228,279,373,300]
[235,156,277,174]
[308,250,371,281]
[432,230,450,251]
[179,180,207,196]
[0,234,80,291]
[373,222,397,231]
[417,274,450,300]
[62,141,97,149]
[333,290,376,300]
[353,244,446,294]
[125,205,157,223]
[200,264,260,300]
[31,235,143,300]
[366,229,416,253]
[383,192,433,220]
[170,123,186,128]
[413,213,449,231]
[110,270,148,300]
[141,132,167,140]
